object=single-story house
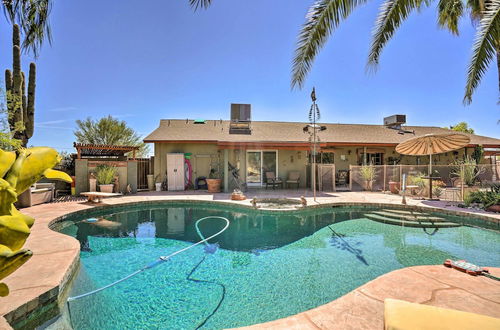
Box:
[144,105,500,192]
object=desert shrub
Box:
[95,165,117,185]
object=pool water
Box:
[58,203,500,329]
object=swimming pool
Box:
[56,202,500,329]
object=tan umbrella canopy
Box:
[396,133,470,198]
[396,133,470,174]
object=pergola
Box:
[73,143,139,159]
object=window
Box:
[359,153,383,165]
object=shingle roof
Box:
[143,119,500,147]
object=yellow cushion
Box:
[384,298,500,330]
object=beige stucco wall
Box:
[152,142,486,188]
[153,143,220,183]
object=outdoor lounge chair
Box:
[336,170,348,187]
[265,172,283,189]
[285,171,300,188]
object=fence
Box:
[136,157,154,190]
[349,163,500,200]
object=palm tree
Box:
[294,0,499,104]
[188,0,499,104]
[2,0,53,56]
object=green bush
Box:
[463,190,500,209]
[95,165,117,185]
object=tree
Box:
[3,0,53,56]
[449,121,475,133]
[189,0,499,104]
[0,87,22,150]
[74,116,150,157]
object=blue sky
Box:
[0,0,497,153]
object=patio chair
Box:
[336,170,348,187]
[265,172,283,189]
[285,171,300,188]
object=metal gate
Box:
[136,157,154,190]
[318,164,336,192]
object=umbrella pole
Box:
[428,154,433,199]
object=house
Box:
[144,104,500,192]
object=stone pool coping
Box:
[1,192,499,328]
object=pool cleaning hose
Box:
[67,216,230,302]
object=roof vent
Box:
[230,103,252,135]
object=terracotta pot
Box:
[99,184,114,193]
[389,181,400,194]
[231,193,246,201]
[207,179,221,193]
[486,204,500,213]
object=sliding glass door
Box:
[246,150,277,186]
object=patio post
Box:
[383,164,387,192]
[223,149,229,193]
[349,165,352,191]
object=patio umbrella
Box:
[396,133,470,198]
[396,133,470,173]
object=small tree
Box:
[360,164,377,191]
[449,122,474,134]
[74,116,149,157]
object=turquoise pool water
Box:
[57,203,500,329]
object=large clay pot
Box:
[99,184,114,193]
[389,181,400,194]
[147,174,154,191]
[207,179,221,193]
[486,204,500,213]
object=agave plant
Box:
[188,0,499,104]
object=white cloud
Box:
[48,106,77,112]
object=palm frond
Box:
[291,0,369,89]
[19,0,52,57]
[367,0,429,69]
[189,0,212,10]
[438,0,464,35]
[2,0,52,56]
[464,0,500,104]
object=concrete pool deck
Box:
[1,191,499,328]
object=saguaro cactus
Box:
[5,24,36,147]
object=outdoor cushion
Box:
[384,298,500,330]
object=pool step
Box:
[381,209,427,216]
[371,211,445,222]
[364,213,460,228]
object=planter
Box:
[486,204,500,213]
[147,175,154,191]
[99,184,114,193]
[363,180,373,191]
[389,181,400,194]
[231,192,246,200]
[207,179,221,193]
[155,183,162,192]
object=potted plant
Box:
[96,165,117,193]
[360,164,376,191]
[154,174,162,192]
[388,167,400,194]
[206,168,221,193]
